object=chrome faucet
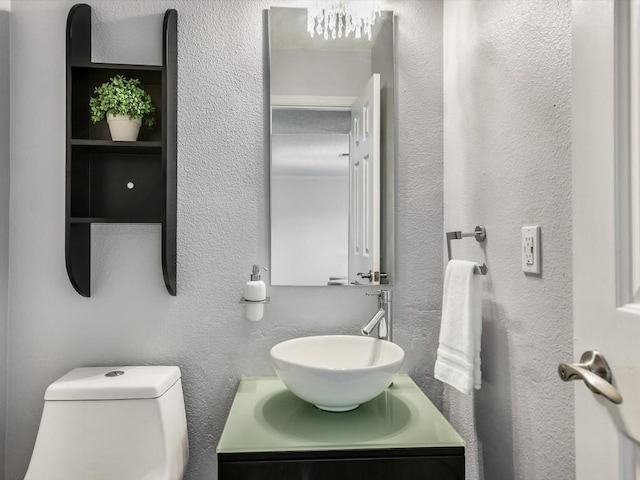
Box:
[361,290,392,341]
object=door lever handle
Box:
[558,351,622,404]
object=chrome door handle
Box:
[558,351,623,404]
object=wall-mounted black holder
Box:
[65,4,177,296]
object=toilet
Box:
[25,366,189,480]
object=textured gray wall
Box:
[0,0,10,475]
[272,110,350,135]
[443,1,574,479]
[271,48,371,97]
[6,1,443,478]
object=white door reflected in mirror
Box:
[349,74,381,286]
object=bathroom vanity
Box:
[217,375,465,479]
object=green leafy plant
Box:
[89,75,156,128]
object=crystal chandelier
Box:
[307,1,382,41]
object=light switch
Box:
[522,226,541,274]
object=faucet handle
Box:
[366,290,392,302]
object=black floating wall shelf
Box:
[65,4,178,296]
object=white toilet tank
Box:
[25,366,189,480]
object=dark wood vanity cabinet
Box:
[65,4,177,296]
[218,447,465,479]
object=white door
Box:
[571,0,640,477]
[349,74,381,285]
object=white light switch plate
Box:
[522,226,541,274]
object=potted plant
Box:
[89,75,156,142]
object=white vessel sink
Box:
[270,335,405,412]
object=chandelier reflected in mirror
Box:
[307,1,382,40]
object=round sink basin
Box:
[270,335,405,412]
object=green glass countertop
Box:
[217,375,465,454]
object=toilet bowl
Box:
[25,366,189,480]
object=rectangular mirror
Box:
[268,7,395,287]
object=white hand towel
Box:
[434,259,483,395]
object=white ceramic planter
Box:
[106,113,142,142]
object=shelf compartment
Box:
[70,67,162,142]
[70,152,164,219]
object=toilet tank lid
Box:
[44,366,182,401]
